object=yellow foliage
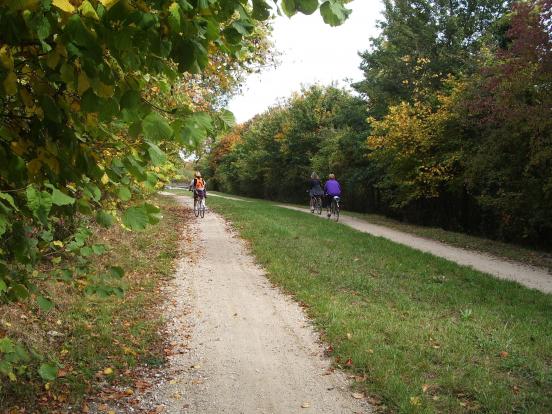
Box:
[3,72,18,96]
[78,71,91,95]
[52,0,75,13]
[368,77,465,202]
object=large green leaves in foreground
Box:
[0,0,352,383]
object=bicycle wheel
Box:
[333,202,340,222]
[193,198,200,217]
[309,197,315,213]
[200,198,205,218]
[316,197,322,215]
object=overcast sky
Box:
[227,1,384,123]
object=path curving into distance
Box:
[280,205,552,294]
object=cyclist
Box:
[308,172,324,212]
[189,171,207,206]
[324,173,341,217]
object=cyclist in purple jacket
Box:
[324,173,341,217]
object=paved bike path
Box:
[279,205,552,294]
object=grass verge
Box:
[343,211,552,272]
[208,195,552,414]
[0,195,187,412]
[172,189,552,272]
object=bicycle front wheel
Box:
[316,197,322,215]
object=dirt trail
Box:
[151,195,371,414]
[280,205,552,294]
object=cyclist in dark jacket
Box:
[308,172,324,213]
[308,172,324,197]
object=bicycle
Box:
[193,190,206,218]
[309,194,323,215]
[327,195,340,222]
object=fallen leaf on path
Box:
[346,333,352,340]
[422,384,430,393]
[301,402,310,408]
[499,351,509,358]
[345,358,353,366]
[366,395,382,405]
[103,367,113,375]
[352,392,365,399]
[134,380,151,391]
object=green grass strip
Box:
[207,195,552,414]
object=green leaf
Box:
[96,210,114,228]
[84,183,101,202]
[12,283,29,300]
[0,216,8,238]
[38,363,58,381]
[120,89,141,110]
[109,266,124,278]
[174,112,212,148]
[320,0,350,26]
[147,142,167,166]
[0,192,18,210]
[80,246,93,256]
[39,95,62,123]
[34,15,51,40]
[81,90,100,113]
[142,112,173,142]
[51,188,75,206]
[37,296,54,311]
[117,185,132,201]
[0,278,7,293]
[281,0,296,16]
[91,244,107,255]
[0,337,15,353]
[144,203,162,224]
[252,0,271,20]
[26,186,52,225]
[218,109,236,128]
[77,198,93,215]
[168,2,181,32]
[296,0,318,14]
[123,205,150,230]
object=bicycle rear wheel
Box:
[333,203,340,222]
[316,197,322,215]
[200,198,205,218]
[193,198,200,217]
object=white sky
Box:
[227,1,384,123]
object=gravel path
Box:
[280,205,552,294]
[151,196,371,414]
